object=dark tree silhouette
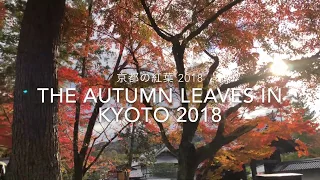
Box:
[6,0,66,179]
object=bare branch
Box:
[188,71,270,148]
[158,0,173,21]
[83,119,114,169]
[130,50,141,78]
[83,123,130,173]
[179,50,219,141]
[117,5,173,37]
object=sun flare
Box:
[270,59,289,76]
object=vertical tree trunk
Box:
[242,164,248,180]
[125,123,136,180]
[250,160,257,180]
[172,42,198,180]
[6,0,65,179]
[177,143,197,180]
[73,160,84,180]
[177,158,197,180]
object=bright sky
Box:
[259,51,320,120]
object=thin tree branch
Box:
[183,0,244,45]
[216,102,244,139]
[140,0,173,41]
[192,52,320,163]
[126,49,178,155]
[0,105,12,125]
[78,94,106,166]
[223,123,257,145]
[83,119,114,169]
[177,50,219,143]
[83,123,130,173]
[196,121,256,164]
[143,101,178,155]
[201,50,219,101]
[178,0,216,36]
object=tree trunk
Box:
[126,123,136,180]
[177,158,197,180]
[250,160,257,180]
[6,0,65,179]
[177,143,197,180]
[72,2,94,179]
[73,159,84,180]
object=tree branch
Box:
[126,49,178,155]
[178,0,216,37]
[183,0,244,45]
[83,120,113,169]
[216,102,244,138]
[179,50,219,144]
[78,94,106,165]
[223,123,257,144]
[113,44,125,74]
[140,0,173,41]
[201,50,219,101]
[196,120,256,164]
[83,123,130,173]
[143,101,178,155]
[193,51,320,164]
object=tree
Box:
[0,0,26,157]
[2,0,318,179]
[195,101,316,179]
[55,0,169,179]
[120,122,161,160]
[0,0,158,178]
[98,0,320,179]
[57,1,129,178]
[5,0,66,179]
[282,94,320,160]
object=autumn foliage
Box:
[0,0,320,179]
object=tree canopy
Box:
[0,0,320,179]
